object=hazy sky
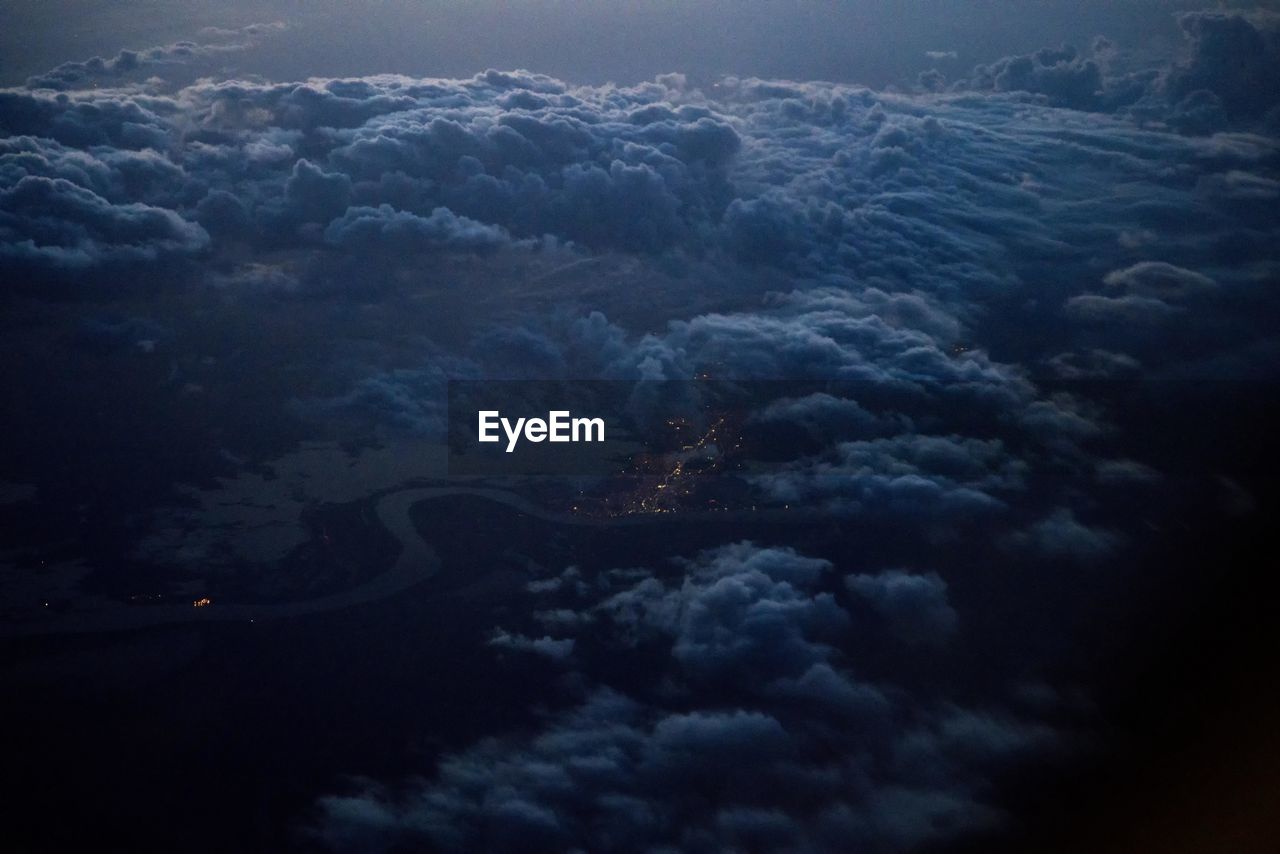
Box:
[4,0,1275,87]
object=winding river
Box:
[2,486,528,637]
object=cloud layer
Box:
[317,543,1064,853]
[3,9,1278,851]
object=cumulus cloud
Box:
[749,392,901,445]
[752,434,1025,516]
[1198,168,1280,201]
[963,44,1105,110]
[1046,349,1142,380]
[0,67,746,282]
[323,204,511,253]
[488,630,575,660]
[24,22,287,91]
[302,353,478,437]
[74,313,173,353]
[846,570,959,645]
[1163,10,1280,121]
[1006,508,1120,563]
[1101,261,1216,299]
[597,543,848,685]
[949,9,1280,132]
[1063,293,1181,324]
[315,543,1061,852]
[0,174,208,272]
[4,23,1274,321]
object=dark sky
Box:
[3,0,1270,87]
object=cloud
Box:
[1046,349,1142,380]
[4,26,1274,330]
[846,570,959,645]
[917,68,948,93]
[752,434,1024,516]
[1063,293,1181,324]
[488,630,575,661]
[748,392,901,445]
[323,203,511,253]
[597,542,848,684]
[1198,168,1280,201]
[284,158,353,226]
[963,45,1104,110]
[1094,459,1161,486]
[949,10,1280,133]
[1101,261,1217,300]
[24,23,287,91]
[74,313,173,353]
[1006,508,1119,563]
[1,68,747,282]
[3,34,1252,581]
[314,543,1062,852]
[4,28,1276,850]
[1163,10,1280,121]
[0,173,208,273]
[303,358,476,437]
